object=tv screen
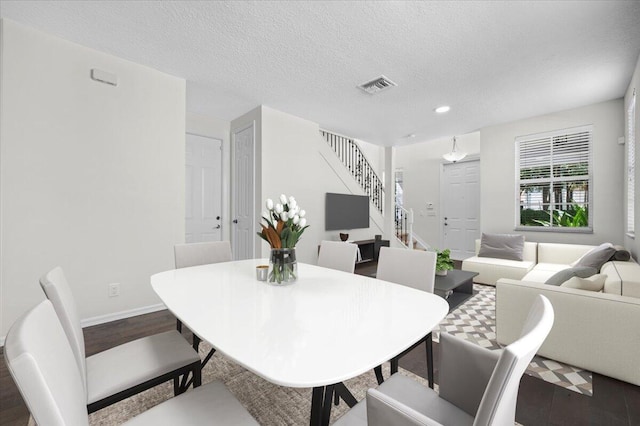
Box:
[325,193,370,230]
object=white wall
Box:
[186,112,231,241]
[260,106,383,263]
[355,138,384,179]
[480,99,624,245]
[0,19,186,337]
[625,55,640,258]
[396,133,481,249]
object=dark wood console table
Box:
[353,239,389,264]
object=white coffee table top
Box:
[151,259,449,388]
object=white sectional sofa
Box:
[470,241,640,385]
[461,240,538,285]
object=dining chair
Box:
[374,247,437,386]
[4,300,258,426]
[39,267,202,414]
[317,240,359,273]
[334,295,554,426]
[174,241,233,369]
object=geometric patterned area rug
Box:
[435,284,593,396]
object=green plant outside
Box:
[521,204,588,227]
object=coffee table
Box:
[434,269,478,311]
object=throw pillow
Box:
[561,274,607,292]
[478,233,525,261]
[574,243,616,270]
[545,266,597,286]
[611,245,631,262]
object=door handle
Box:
[214,225,221,229]
[233,219,238,224]
[444,223,448,226]
[216,216,221,220]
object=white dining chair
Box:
[4,300,258,426]
[318,240,359,273]
[334,295,554,426]
[174,240,233,371]
[39,267,202,413]
[374,247,437,386]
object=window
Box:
[516,125,592,231]
[628,90,636,236]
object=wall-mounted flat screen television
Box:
[325,193,370,230]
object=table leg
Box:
[310,387,325,426]
[426,332,434,389]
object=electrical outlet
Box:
[108,283,120,297]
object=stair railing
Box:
[320,130,383,214]
[395,206,431,251]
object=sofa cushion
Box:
[545,266,597,286]
[478,233,525,261]
[572,243,616,270]
[461,256,535,286]
[561,274,606,292]
[522,265,570,283]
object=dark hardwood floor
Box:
[2,262,639,425]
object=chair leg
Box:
[425,332,434,389]
[374,365,384,385]
[176,319,182,333]
[193,362,202,388]
[173,376,181,396]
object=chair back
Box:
[4,300,89,426]
[39,267,87,394]
[317,240,358,273]
[174,241,232,269]
[376,247,436,293]
[473,295,554,426]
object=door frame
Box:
[439,155,481,252]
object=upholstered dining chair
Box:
[174,241,233,368]
[374,247,437,386]
[4,300,258,426]
[317,240,359,273]
[334,295,554,426]
[39,267,202,414]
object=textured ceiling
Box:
[2,1,640,146]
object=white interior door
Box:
[442,160,480,260]
[186,134,223,243]
[232,123,255,260]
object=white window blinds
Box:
[516,125,592,230]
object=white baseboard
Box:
[80,303,167,328]
[0,303,168,347]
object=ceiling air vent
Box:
[357,75,397,95]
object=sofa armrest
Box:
[496,278,640,385]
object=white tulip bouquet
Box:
[258,194,309,249]
[258,194,309,283]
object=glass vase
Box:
[269,248,297,284]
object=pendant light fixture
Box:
[443,136,466,163]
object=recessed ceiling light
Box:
[434,106,450,114]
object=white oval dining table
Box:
[151,259,449,425]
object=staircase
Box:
[320,130,383,214]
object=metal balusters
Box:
[320,130,384,214]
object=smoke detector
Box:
[357,75,397,95]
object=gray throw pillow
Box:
[478,233,525,261]
[574,243,616,270]
[545,266,597,286]
[611,245,631,261]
